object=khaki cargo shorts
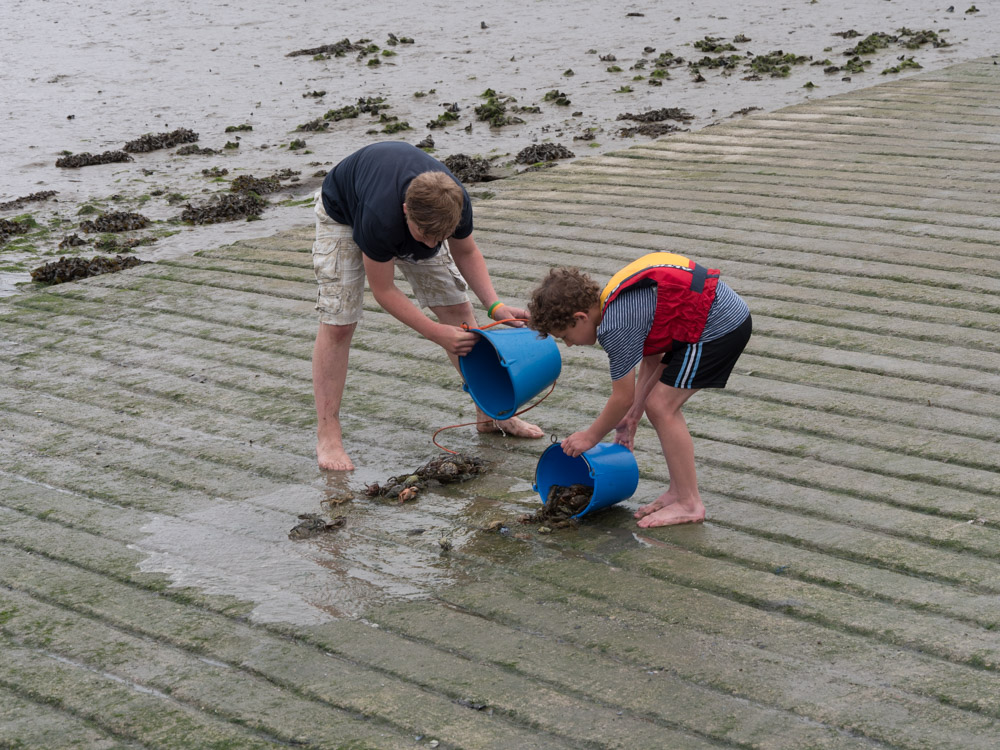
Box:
[311,191,469,325]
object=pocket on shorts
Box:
[312,232,343,280]
[312,230,350,314]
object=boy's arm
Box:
[615,355,667,450]
[448,234,526,326]
[363,254,478,356]
[561,372,636,457]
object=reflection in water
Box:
[131,462,649,626]
[131,480,478,626]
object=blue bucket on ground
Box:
[533,442,639,518]
[460,328,561,420]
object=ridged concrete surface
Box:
[2,58,999,748]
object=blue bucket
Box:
[533,442,639,518]
[460,328,561,420]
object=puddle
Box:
[130,474,520,626]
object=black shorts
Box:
[660,314,752,390]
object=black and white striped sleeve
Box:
[597,285,656,381]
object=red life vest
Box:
[600,253,719,355]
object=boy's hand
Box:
[434,325,480,357]
[491,303,528,328]
[561,430,598,458]
[614,415,639,451]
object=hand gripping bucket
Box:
[459,328,561,420]
[533,442,639,518]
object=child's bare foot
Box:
[636,498,705,528]
[317,442,355,471]
[635,490,679,519]
[477,416,544,438]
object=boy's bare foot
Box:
[634,490,679,519]
[636,499,705,528]
[317,443,355,471]
[477,416,544,438]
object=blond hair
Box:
[528,267,601,336]
[404,171,464,241]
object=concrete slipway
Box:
[2,58,1000,749]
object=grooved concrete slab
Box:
[3,58,1000,748]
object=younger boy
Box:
[527,253,751,527]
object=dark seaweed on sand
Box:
[124,128,199,153]
[30,255,146,285]
[618,122,688,138]
[79,211,151,233]
[443,154,498,183]
[56,150,134,168]
[515,143,575,164]
[617,107,694,123]
[180,192,268,224]
[365,454,486,501]
[0,218,32,244]
[230,175,282,195]
[0,191,57,212]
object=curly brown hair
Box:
[404,171,464,242]
[528,267,601,336]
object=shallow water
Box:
[2,0,995,294]
[132,470,547,625]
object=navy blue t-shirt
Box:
[320,141,473,262]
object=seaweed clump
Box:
[230,174,282,195]
[364,453,486,503]
[618,107,693,123]
[693,36,737,53]
[321,96,391,125]
[124,128,199,153]
[179,192,268,224]
[286,38,369,58]
[79,211,151,233]
[515,143,575,164]
[475,89,525,128]
[176,144,218,156]
[616,107,693,137]
[744,50,812,79]
[0,217,32,245]
[30,255,146,285]
[0,191,57,212]
[443,154,499,184]
[519,484,592,528]
[58,233,87,249]
[55,150,133,168]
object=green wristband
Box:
[487,300,503,320]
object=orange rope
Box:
[432,380,557,454]
[433,317,555,454]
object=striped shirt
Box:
[598,280,750,380]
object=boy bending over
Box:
[528,253,751,527]
[312,142,542,471]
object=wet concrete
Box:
[3,59,1000,747]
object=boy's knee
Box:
[319,321,357,344]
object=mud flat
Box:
[2,0,997,295]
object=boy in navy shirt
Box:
[528,253,751,527]
[312,142,542,470]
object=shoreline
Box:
[2,0,996,296]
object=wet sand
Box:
[1,0,996,294]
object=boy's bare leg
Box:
[313,321,357,470]
[432,302,544,439]
[635,383,704,527]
